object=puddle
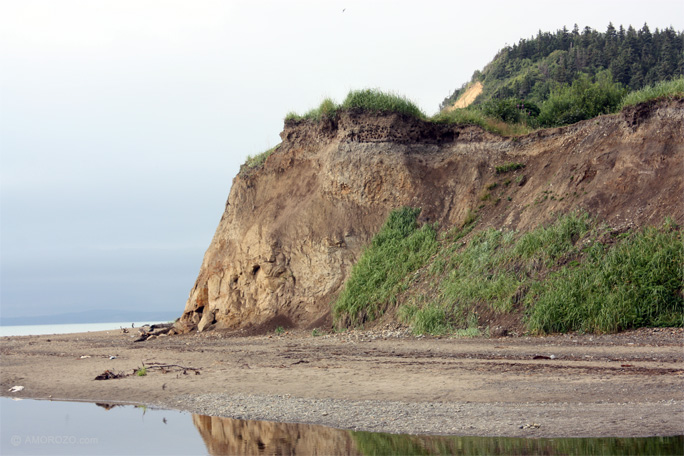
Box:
[1,398,682,455]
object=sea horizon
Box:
[0,321,173,338]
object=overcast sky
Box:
[1,0,683,320]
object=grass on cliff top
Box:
[239,144,279,177]
[335,209,684,335]
[620,77,684,108]
[284,78,683,137]
[285,89,426,122]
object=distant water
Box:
[0,398,205,455]
[0,321,170,337]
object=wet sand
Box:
[1,327,682,437]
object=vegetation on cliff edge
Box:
[279,77,683,143]
[239,144,280,178]
[286,89,425,122]
[334,209,684,335]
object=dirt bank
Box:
[177,99,684,334]
[1,328,682,438]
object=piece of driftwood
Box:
[144,362,201,373]
[94,370,126,380]
[133,325,173,342]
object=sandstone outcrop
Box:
[177,100,684,333]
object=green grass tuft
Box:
[495,162,526,174]
[285,98,338,122]
[285,89,425,122]
[341,89,425,118]
[620,77,684,108]
[333,207,438,327]
[239,144,279,177]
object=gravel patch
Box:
[160,393,684,438]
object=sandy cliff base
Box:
[1,328,682,438]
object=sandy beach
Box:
[1,326,682,438]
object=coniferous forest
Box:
[440,24,683,127]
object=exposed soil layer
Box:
[1,327,682,438]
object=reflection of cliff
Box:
[192,414,684,455]
[192,414,360,455]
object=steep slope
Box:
[175,99,683,334]
[446,82,483,110]
[440,24,684,110]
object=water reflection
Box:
[192,414,684,456]
[1,398,681,455]
[193,415,358,455]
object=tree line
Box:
[442,23,683,106]
[440,23,683,127]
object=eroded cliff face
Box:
[177,100,684,333]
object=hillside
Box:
[440,24,684,112]
[174,98,683,336]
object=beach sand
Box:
[1,327,682,437]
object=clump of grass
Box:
[136,367,147,377]
[340,89,425,118]
[527,219,684,334]
[620,77,684,108]
[275,326,284,335]
[495,162,526,174]
[285,89,425,122]
[239,144,279,177]
[285,98,338,122]
[411,303,452,336]
[512,211,591,263]
[333,207,438,327]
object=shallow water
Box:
[1,398,681,455]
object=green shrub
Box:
[481,98,540,123]
[537,71,627,127]
[333,207,438,327]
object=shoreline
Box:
[1,327,683,438]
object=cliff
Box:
[176,99,684,333]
